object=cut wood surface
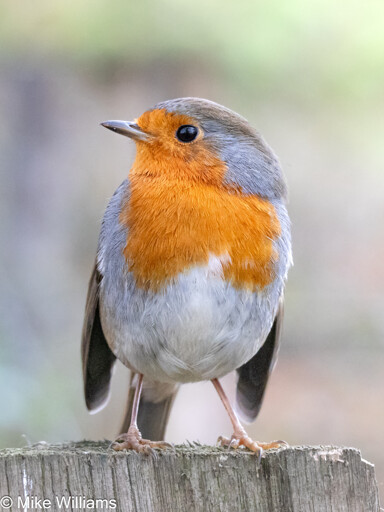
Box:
[0,441,380,512]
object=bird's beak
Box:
[100,120,149,142]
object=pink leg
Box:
[112,373,171,453]
[130,373,143,427]
[212,378,287,456]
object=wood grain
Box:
[0,442,380,512]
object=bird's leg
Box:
[112,373,172,454]
[211,378,287,457]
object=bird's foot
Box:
[217,429,288,458]
[111,425,172,454]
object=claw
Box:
[257,439,288,450]
[217,432,287,457]
[111,425,172,454]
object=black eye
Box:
[176,125,199,143]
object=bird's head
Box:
[102,97,286,199]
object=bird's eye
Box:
[176,125,199,143]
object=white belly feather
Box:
[99,255,278,384]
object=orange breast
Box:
[120,176,281,292]
[119,107,281,292]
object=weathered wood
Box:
[0,442,380,512]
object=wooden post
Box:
[0,442,380,511]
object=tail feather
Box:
[120,374,178,441]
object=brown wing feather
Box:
[81,261,116,411]
[236,302,284,422]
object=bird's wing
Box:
[81,261,116,412]
[236,301,284,423]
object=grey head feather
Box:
[154,97,287,200]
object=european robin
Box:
[81,97,292,455]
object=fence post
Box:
[0,442,380,511]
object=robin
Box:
[81,97,292,456]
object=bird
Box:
[81,97,292,456]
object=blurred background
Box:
[0,0,383,500]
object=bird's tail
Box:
[119,374,178,441]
